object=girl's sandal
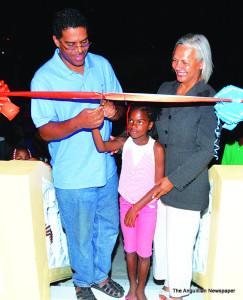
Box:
[159,288,170,300]
[74,284,97,300]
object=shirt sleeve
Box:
[31,73,58,128]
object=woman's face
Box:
[172,45,203,85]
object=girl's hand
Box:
[124,208,137,227]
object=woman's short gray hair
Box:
[173,33,213,83]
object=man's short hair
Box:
[53,8,88,39]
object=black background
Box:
[0,1,242,159]
[1,1,242,92]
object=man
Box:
[31,8,124,300]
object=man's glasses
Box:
[59,40,92,51]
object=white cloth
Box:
[42,177,70,269]
[153,201,200,297]
[192,181,213,274]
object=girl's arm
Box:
[124,141,165,227]
[92,128,127,152]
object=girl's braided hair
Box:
[128,102,161,122]
[12,146,32,160]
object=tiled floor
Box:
[51,280,204,300]
[51,233,204,300]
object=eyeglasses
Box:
[59,40,92,51]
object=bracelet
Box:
[131,204,138,215]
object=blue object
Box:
[213,85,243,159]
[214,85,243,130]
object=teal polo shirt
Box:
[31,49,122,189]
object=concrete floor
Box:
[51,233,204,300]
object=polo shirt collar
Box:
[53,48,94,76]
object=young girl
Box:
[12,145,53,241]
[12,146,51,168]
[12,146,33,160]
[92,103,165,300]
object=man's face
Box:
[53,27,90,73]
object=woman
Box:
[152,34,218,300]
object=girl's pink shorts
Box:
[119,196,157,258]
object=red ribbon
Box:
[0,83,241,122]
[0,91,238,103]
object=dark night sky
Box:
[1,1,243,93]
[0,0,242,159]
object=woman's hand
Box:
[124,208,137,227]
[152,176,174,199]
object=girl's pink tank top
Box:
[118,136,156,204]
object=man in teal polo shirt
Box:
[31,8,124,300]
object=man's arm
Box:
[39,107,104,142]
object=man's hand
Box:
[152,176,174,199]
[77,106,104,129]
[100,99,117,119]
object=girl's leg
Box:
[137,255,150,300]
[120,197,138,299]
[126,252,138,299]
[136,203,157,300]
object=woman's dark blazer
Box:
[156,80,218,211]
